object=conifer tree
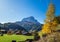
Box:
[42,0,57,34]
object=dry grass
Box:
[36,32,60,42]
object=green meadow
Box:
[0,34,34,42]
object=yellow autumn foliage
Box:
[41,20,58,34]
[42,23,51,34]
[39,1,59,36]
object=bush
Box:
[34,33,40,41]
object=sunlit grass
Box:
[0,34,34,42]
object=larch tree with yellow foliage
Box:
[41,1,58,34]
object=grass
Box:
[0,34,34,42]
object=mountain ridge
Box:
[16,16,42,32]
[0,16,42,32]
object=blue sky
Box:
[0,0,60,24]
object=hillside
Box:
[15,16,42,32]
[37,32,60,42]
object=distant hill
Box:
[0,23,27,31]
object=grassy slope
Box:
[0,34,34,42]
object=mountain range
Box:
[0,16,42,32]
